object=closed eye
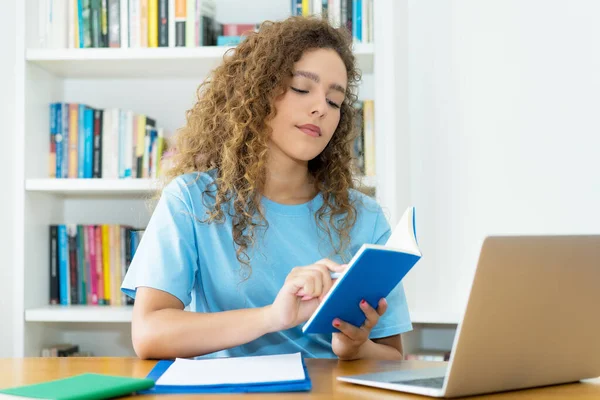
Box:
[291,87,341,109]
[291,87,309,94]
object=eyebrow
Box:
[293,70,346,95]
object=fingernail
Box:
[333,319,341,327]
[360,299,367,306]
[382,298,387,306]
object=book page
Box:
[386,207,420,254]
[155,353,306,386]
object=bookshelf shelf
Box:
[25,44,374,78]
[25,305,133,323]
[25,178,160,195]
[26,176,375,194]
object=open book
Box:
[302,206,421,334]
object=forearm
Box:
[133,306,275,359]
[354,339,403,361]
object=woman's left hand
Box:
[331,298,388,360]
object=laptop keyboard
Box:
[390,376,445,389]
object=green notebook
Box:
[0,373,155,400]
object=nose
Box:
[310,94,328,117]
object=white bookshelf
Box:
[25,305,133,323]
[25,176,375,195]
[13,0,437,358]
[25,178,160,194]
[25,44,374,79]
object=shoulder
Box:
[348,188,386,219]
[348,189,391,243]
[161,169,219,210]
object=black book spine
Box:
[125,228,134,305]
[90,0,102,47]
[158,0,169,47]
[68,228,79,305]
[50,226,59,305]
[101,0,109,47]
[92,109,103,178]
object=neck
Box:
[262,148,317,205]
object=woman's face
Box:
[267,48,348,163]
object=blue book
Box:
[302,207,421,334]
[61,103,70,178]
[78,105,86,178]
[57,225,70,305]
[84,107,94,178]
[141,353,311,394]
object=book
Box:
[0,373,155,400]
[302,206,421,334]
[141,352,311,394]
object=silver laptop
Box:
[338,235,600,398]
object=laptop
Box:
[337,235,600,398]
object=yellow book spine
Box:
[102,225,111,304]
[363,100,376,176]
[137,115,146,158]
[113,226,121,306]
[302,0,310,16]
[73,0,80,48]
[148,0,158,47]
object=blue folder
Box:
[140,357,312,394]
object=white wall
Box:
[215,0,290,24]
[404,0,600,321]
[0,0,17,357]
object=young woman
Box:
[121,16,412,360]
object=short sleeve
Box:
[368,209,413,338]
[121,188,199,307]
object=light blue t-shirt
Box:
[121,170,412,358]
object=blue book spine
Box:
[149,128,157,176]
[61,104,70,178]
[78,105,86,178]
[78,0,84,48]
[353,0,362,42]
[51,103,61,179]
[84,108,94,178]
[58,225,70,305]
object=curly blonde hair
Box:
[163,16,362,277]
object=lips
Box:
[297,124,322,137]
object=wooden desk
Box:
[1,358,599,399]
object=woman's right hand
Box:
[264,259,347,332]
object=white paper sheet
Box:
[155,352,306,386]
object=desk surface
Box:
[1,357,600,399]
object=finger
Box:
[315,258,347,273]
[360,299,381,331]
[333,318,366,342]
[302,274,316,299]
[304,264,333,298]
[286,276,308,296]
[376,298,388,316]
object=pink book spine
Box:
[88,225,98,305]
[95,225,104,304]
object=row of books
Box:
[353,100,375,177]
[49,224,144,306]
[49,103,168,179]
[41,343,93,357]
[292,0,374,44]
[38,0,254,49]
[405,349,452,362]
